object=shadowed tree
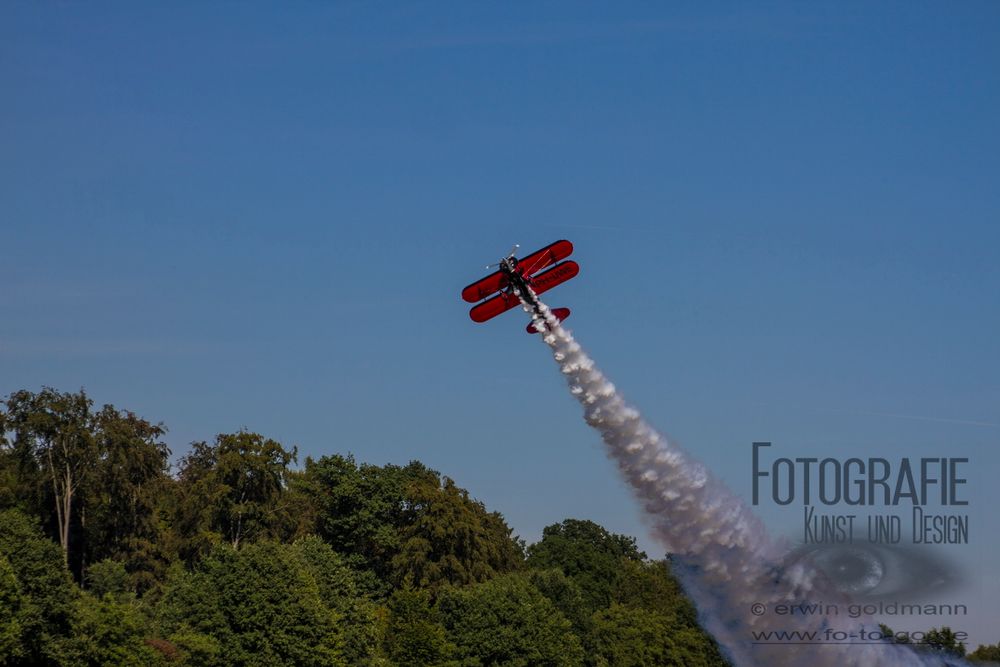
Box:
[290,536,379,664]
[589,602,726,667]
[85,405,171,589]
[969,641,1000,662]
[921,627,966,658]
[298,455,439,585]
[391,475,524,592]
[0,509,77,665]
[382,588,456,667]
[155,542,345,666]
[2,388,96,568]
[300,455,523,594]
[436,573,584,666]
[173,432,297,559]
[527,519,645,613]
[0,555,25,663]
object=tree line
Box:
[0,387,993,665]
[0,387,729,666]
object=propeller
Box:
[485,244,520,269]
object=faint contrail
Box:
[520,294,959,667]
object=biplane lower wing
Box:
[469,291,522,323]
[530,260,579,295]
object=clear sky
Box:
[2,1,999,647]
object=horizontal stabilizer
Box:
[526,307,570,334]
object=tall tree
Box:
[391,475,524,591]
[436,573,584,666]
[969,642,1000,662]
[301,455,523,593]
[527,519,645,613]
[86,405,171,588]
[2,388,96,567]
[174,432,297,558]
[299,455,439,582]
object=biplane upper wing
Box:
[461,270,508,303]
[517,239,574,278]
[530,260,579,295]
[468,290,521,323]
[468,260,580,323]
[460,239,573,303]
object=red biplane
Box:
[461,240,579,333]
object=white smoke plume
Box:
[521,296,961,667]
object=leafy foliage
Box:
[52,592,164,667]
[391,475,524,591]
[437,573,585,666]
[0,509,76,664]
[2,388,96,570]
[0,555,25,663]
[0,386,745,667]
[969,641,1000,662]
[157,542,347,666]
[382,588,456,667]
[300,455,523,594]
[173,432,297,558]
[527,518,645,612]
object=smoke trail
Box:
[521,296,958,667]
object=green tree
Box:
[382,588,456,667]
[880,624,966,659]
[0,555,25,664]
[613,559,712,633]
[298,455,438,585]
[969,641,1000,662]
[153,563,230,665]
[85,405,170,589]
[589,603,726,667]
[879,623,909,644]
[391,475,523,591]
[84,560,131,600]
[51,592,164,667]
[155,542,344,666]
[527,519,645,613]
[436,573,584,666]
[290,536,379,664]
[527,568,590,633]
[921,626,966,657]
[302,456,522,594]
[0,509,76,665]
[173,432,297,559]
[2,388,96,568]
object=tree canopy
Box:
[23,386,1000,665]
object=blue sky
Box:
[3,1,999,646]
